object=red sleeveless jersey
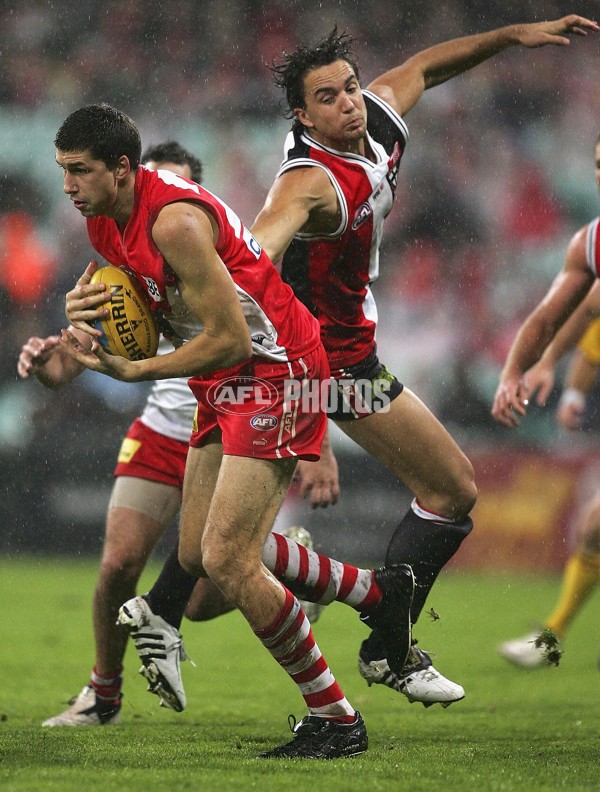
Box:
[279,90,408,369]
[87,167,320,363]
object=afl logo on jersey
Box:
[250,414,278,431]
[352,201,373,229]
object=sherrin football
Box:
[90,265,159,360]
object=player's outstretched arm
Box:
[17,330,88,389]
[369,15,599,117]
[537,279,600,367]
[491,227,596,428]
[520,278,600,408]
[252,166,339,264]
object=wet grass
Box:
[0,557,598,791]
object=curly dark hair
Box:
[271,27,360,118]
[141,140,203,184]
[55,103,141,170]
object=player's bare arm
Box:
[61,203,252,382]
[521,245,600,407]
[251,166,340,263]
[539,277,600,368]
[368,15,599,117]
[491,227,595,427]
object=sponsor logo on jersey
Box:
[372,182,385,202]
[250,414,278,431]
[143,276,162,302]
[352,200,373,229]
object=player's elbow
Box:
[221,332,252,368]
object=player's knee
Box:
[201,545,252,603]
[178,544,203,578]
[457,472,478,516]
[434,469,477,520]
[99,552,144,589]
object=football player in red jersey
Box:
[249,17,599,691]
[55,103,436,758]
[21,142,334,728]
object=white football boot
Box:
[42,685,122,726]
[118,596,190,712]
[358,637,465,707]
[498,632,552,668]
[279,525,324,625]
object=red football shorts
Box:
[188,346,329,461]
[113,417,189,488]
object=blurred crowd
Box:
[3,0,600,455]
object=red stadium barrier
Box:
[450,445,600,572]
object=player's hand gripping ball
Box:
[90,266,159,360]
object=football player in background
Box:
[492,133,600,666]
[498,283,600,667]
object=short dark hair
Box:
[141,140,203,184]
[271,27,360,118]
[55,103,142,170]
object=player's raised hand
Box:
[491,375,531,428]
[17,335,60,378]
[513,15,599,48]
[65,261,111,337]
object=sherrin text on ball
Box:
[90,265,159,360]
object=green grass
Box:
[0,557,598,791]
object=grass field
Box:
[0,556,598,791]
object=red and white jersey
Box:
[585,217,600,275]
[140,339,196,443]
[87,167,320,363]
[278,90,408,369]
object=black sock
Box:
[145,544,199,629]
[385,509,473,622]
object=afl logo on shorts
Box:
[250,414,278,431]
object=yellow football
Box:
[90,265,159,360]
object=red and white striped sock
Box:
[90,666,122,704]
[254,588,355,721]
[262,532,381,610]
